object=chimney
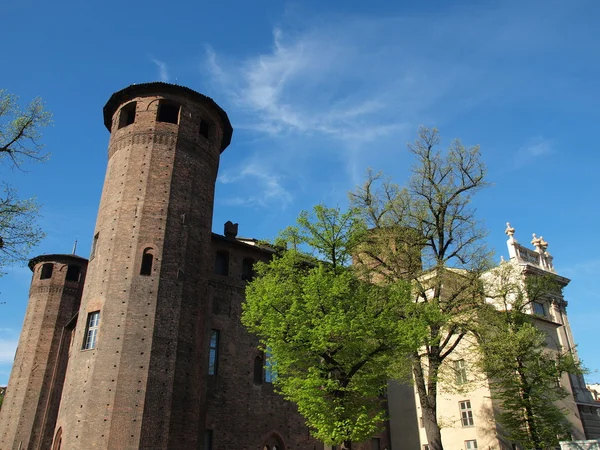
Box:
[224,221,238,239]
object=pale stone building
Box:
[388,224,600,450]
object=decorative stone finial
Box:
[531,233,543,252]
[539,236,548,252]
[505,222,515,238]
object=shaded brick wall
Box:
[0,255,87,450]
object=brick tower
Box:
[0,254,87,450]
[52,83,232,449]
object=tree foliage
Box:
[0,90,51,272]
[242,205,425,446]
[478,262,581,449]
[349,127,491,450]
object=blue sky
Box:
[1,0,599,385]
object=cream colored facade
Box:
[390,224,600,450]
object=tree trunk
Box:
[413,353,444,450]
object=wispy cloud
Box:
[0,336,17,364]
[151,57,169,82]
[515,136,552,167]
[219,163,292,209]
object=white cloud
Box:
[151,57,169,82]
[0,338,17,364]
[219,163,292,209]
[515,137,552,167]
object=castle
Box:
[0,83,598,450]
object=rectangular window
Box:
[199,120,210,139]
[371,438,381,450]
[90,232,99,260]
[214,251,229,276]
[459,400,474,427]
[83,311,100,350]
[156,101,180,124]
[465,440,478,450]
[40,263,54,280]
[204,430,213,450]
[118,102,136,129]
[242,258,254,281]
[455,359,468,385]
[208,330,219,375]
[533,302,545,316]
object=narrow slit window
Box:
[215,251,229,276]
[265,348,277,383]
[204,430,213,450]
[156,101,180,124]
[40,263,53,280]
[66,265,80,282]
[83,311,100,350]
[199,120,210,139]
[254,355,264,384]
[90,232,99,260]
[242,258,254,281]
[208,329,219,375]
[140,248,154,276]
[118,102,136,129]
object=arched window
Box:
[254,355,264,384]
[156,100,180,124]
[262,433,285,450]
[40,263,53,280]
[52,427,63,450]
[140,248,154,276]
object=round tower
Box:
[53,83,232,449]
[0,254,87,450]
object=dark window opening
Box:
[140,248,154,276]
[208,330,219,375]
[254,355,264,384]
[40,263,53,280]
[204,430,213,450]
[66,265,80,282]
[242,258,254,281]
[90,232,99,260]
[215,251,229,276]
[199,120,211,139]
[156,101,180,124]
[118,102,136,129]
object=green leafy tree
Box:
[0,90,51,272]
[349,127,491,450]
[478,262,581,450]
[242,205,425,448]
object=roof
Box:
[28,254,89,271]
[103,82,233,152]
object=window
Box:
[208,330,219,375]
[156,101,180,124]
[90,232,99,260]
[533,302,545,316]
[242,258,254,281]
[199,120,210,139]
[371,438,381,450]
[52,428,63,450]
[214,251,229,276]
[265,348,277,383]
[253,355,264,384]
[118,102,136,129]
[83,311,100,350]
[459,400,474,426]
[66,265,80,282]
[455,359,468,385]
[465,440,478,450]
[140,248,154,276]
[204,430,213,450]
[423,445,430,450]
[40,263,53,280]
